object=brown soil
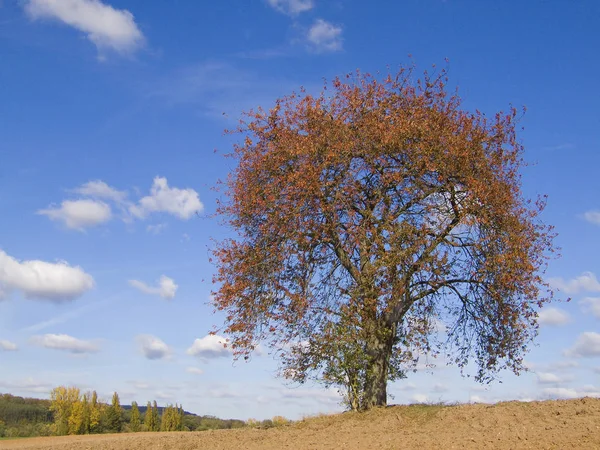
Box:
[1,397,599,450]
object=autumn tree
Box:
[49,386,80,435]
[130,401,141,432]
[89,391,102,433]
[143,401,154,432]
[212,65,556,411]
[160,404,182,432]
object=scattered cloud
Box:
[565,332,600,358]
[146,223,167,235]
[394,382,417,392]
[38,199,112,231]
[136,335,171,360]
[267,0,314,15]
[155,391,174,401]
[277,387,341,405]
[469,395,489,403]
[0,339,18,351]
[130,177,203,220]
[31,333,99,354]
[71,180,127,203]
[583,211,600,226]
[148,61,308,119]
[411,393,429,403]
[129,275,178,300]
[186,367,204,375]
[538,307,571,326]
[548,272,600,294]
[306,19,343,53]
[581,297,600,319]
[536,372,572,384]
[0,377,52,394]
[0,250,94,302]
[186,334,230,359]
[41,177,202,230]
[432,383,448,393]
[543,143,575,152]
[23,0,144,56]
[541,386,600,400]
[546,360,579,371]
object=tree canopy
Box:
[212,65,556,410]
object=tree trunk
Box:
[361,326,395,410]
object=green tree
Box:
[103,392,122,433]
[212,65,556,411]
[130,401,141,432]
[151,401,160,432]
[178,404,185,431]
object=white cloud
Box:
[411,393,429,404]
[155,391,174,401]
[0,250,94,302]
[307,19,343,53]
[146,223,167,235]
[395,382,417,392]
[537,372,571,384]
[0,378,52,394]
[129,275,178,300]
[23,0,144,56]
[31,333,99,354]
[541,387,587,400]
[130,177,203,220]
[547,360,579,371]
[0,340,18,351]
[267,0,314,15]
[469,395,489,403]
[565,332,600,358]
[71,180,127,203]
[548,272,600,294]
[583,210,600,225]
[186,334,230,359]
[136,335,171,360]
[432,383,448,393]
[38,199,112,231]
[186,367,204,375]
[538,307,571,326]
[581,297,600,319]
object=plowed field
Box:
[1,397,598,449]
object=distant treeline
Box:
[0,388,251,438]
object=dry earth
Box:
[1,398,599,449]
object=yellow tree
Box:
[68,398,85,435]
[143,401,154,432]
[89,391,102,433]
[50,386,80,435]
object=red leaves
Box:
[211,64,556,395]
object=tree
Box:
[212,65,556,411]
[103,392,122,433]
[67,398,85,435]
[151,401,160,431]
[130,401,141,432]
[89,391,101,433]
[49,386,80,435]
[143,401,154,432]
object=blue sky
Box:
[0,0,599,420]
